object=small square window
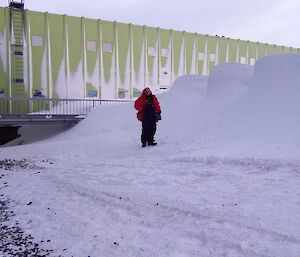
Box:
[148,47,156,57]
[15,78,24,83]
[161,48,169,57]
[103,42,113,53]
[87,90,98,98]
[209,53,216,62]
[250,58,256,65]
[118,88,128,99]
[33,89,44,98]
[198,52,205,61]
[0,32,3,44]
[32,35,43,47]
[240,56,247,64]
[87,41,97,52]
[0,88,4,97]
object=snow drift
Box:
[206,63,253,105]
[208,54,300,158]
[157,54,300,159]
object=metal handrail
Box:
[0,97,133,116]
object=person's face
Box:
[144,88,151,96]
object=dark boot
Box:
[148,141,157,146]
[142,141,147,147]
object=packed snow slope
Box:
[0,54,299,257]
[162,53,300,159]
[208,54,300,158]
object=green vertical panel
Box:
[273,45,279,54]
[117,23,130,88]
[185,32,195,74]
[228,39,238,63]
[48,14,64,98]
[248,41,257,65]
[159,29,170,69]
[172,30,183,76]
[102,20,114,83]
[146,27,157,76]
[239,40,248,64]
[266,44,276,55]
[159,29,169,49]
[66,16,82,98]
[257,43,266,58]
[207,35,217,72]
[132,24,143,93]
[282,46,288,53]
[0,7,7,100]
[67,16,81,71]
[196,34,206,75]
[5,7,9,100]
[274,45,282,54]
[284,46,292,53]
[132,25,143,75]
[147,27,157,47]
[85,18,99,97]
[218,37,227,64]
[283,46,292,53]
[28,11,46,97]
[291,47,299,53]
[159,28,171,86]
[85,18,98,73]
[0,7,5,30]
[0,8,9,114]
[265,44,272,55]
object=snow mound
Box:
[157,54,300,159]
[228,54,300,130]
[158,75,208,142]
[203,54,300,158]
[249,54,300,113]
[207,63,253,105]
[171,75,207,95]
[254,54,300,96]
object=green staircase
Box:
[10,7,25,98]
[9,2,28,114]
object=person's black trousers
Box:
[141,119,156,143]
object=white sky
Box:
[1,0,300,48]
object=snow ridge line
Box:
[166,156,300,170]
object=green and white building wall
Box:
[0,6,299,100]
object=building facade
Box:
[0,5,299,101]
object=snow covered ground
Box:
[1,54,300,257]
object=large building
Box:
[0,1,299,101]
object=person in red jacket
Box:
[134,87,161,147]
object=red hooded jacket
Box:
[134,91,161,122]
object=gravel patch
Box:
[0,159,60,257]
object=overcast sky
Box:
[1,0,300,48]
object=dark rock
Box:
[0,199,57,256]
